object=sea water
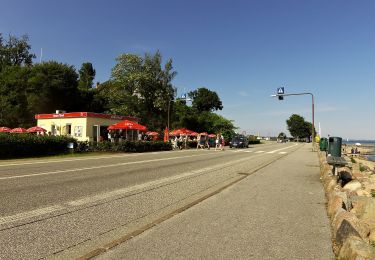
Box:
[343,140,375,162]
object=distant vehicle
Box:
[229,134,249,148]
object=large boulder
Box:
[327,194,343,219]
[342,180,362,192]
[339,236,375,260]
[351,197,375,243]
[332,211,370,252]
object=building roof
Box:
[35,112,138,121]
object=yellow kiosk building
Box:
[35,111,138,142]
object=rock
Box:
[324,177,337,194]
[355,189,371,197]
[328,194,343,219]
[332,211,370,250]
[343,180,362,192]
[339,236,375,260]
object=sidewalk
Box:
[97,144,333,259]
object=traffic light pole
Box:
[272,92,315,151]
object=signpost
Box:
[271,88,315,151]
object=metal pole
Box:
[167,99,170,131]
[272,92,315,151]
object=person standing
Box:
[220,135,225,151]
[215,135,220,150]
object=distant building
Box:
[35,111,138,142]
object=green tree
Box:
[27,61,81,115]
[286,114,312,140]
[0,66,31,127]
[108,51,176,129]
[0,33,35,71]
[188,87,223,113]
[78,62,96,90]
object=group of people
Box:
[196,134,225,150]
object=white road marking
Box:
[279,152,287,154]
[0,154,210,180]
[266,144,298,154]
[0,205,65,225]
[0,154,260,225]
[0,150,196,168]
[255,151,265,153]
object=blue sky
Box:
[1,0,374,139]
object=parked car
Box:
[229,134,249,148]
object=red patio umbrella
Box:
[189,132,199,137]
[200,132,208,136]
[208,134,216,138]
[10,128,28,133]
[108,120,147,131]
[146,131,159,136]
[0,127,11,132]
[27,126,47,133]
[170,128,194,136]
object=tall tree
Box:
[108,50,177,129]
[78,62,96,90]
[188,87,223,112]
[0,66,31,127]
[27,61,81,115]
[0,33,35,71]
[286,114,312,139]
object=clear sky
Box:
[1,0,374,139]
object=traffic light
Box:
[278,95,284,100]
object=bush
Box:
[0,133,77,159]
[248,139,261,145]
[76,140,173,153]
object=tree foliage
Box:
[105,50,176,129]
[188,87,223,112]
[0,34,236,136]
[286,114,314,139]
[78,62,96,90]
[0,34,35,71]
[27,61,82,115]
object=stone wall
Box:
[319,151,375,259]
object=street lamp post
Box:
[271,92,315,151]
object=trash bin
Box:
[319,137,328,151]
[328,137,342,157]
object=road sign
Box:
[277,87,284,94]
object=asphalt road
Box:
[0,142,332,259]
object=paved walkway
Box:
[97,144,333,259]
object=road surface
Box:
[0,142,332,259]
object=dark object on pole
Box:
[278,95,284,100]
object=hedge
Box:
[0,133,77,159]
[76,140,173,153]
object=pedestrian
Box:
[220,135,225,151]
[215,135,220,150]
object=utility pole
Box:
[271,89,315,151]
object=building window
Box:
[74,126,82,137]
[66,124,72,135]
